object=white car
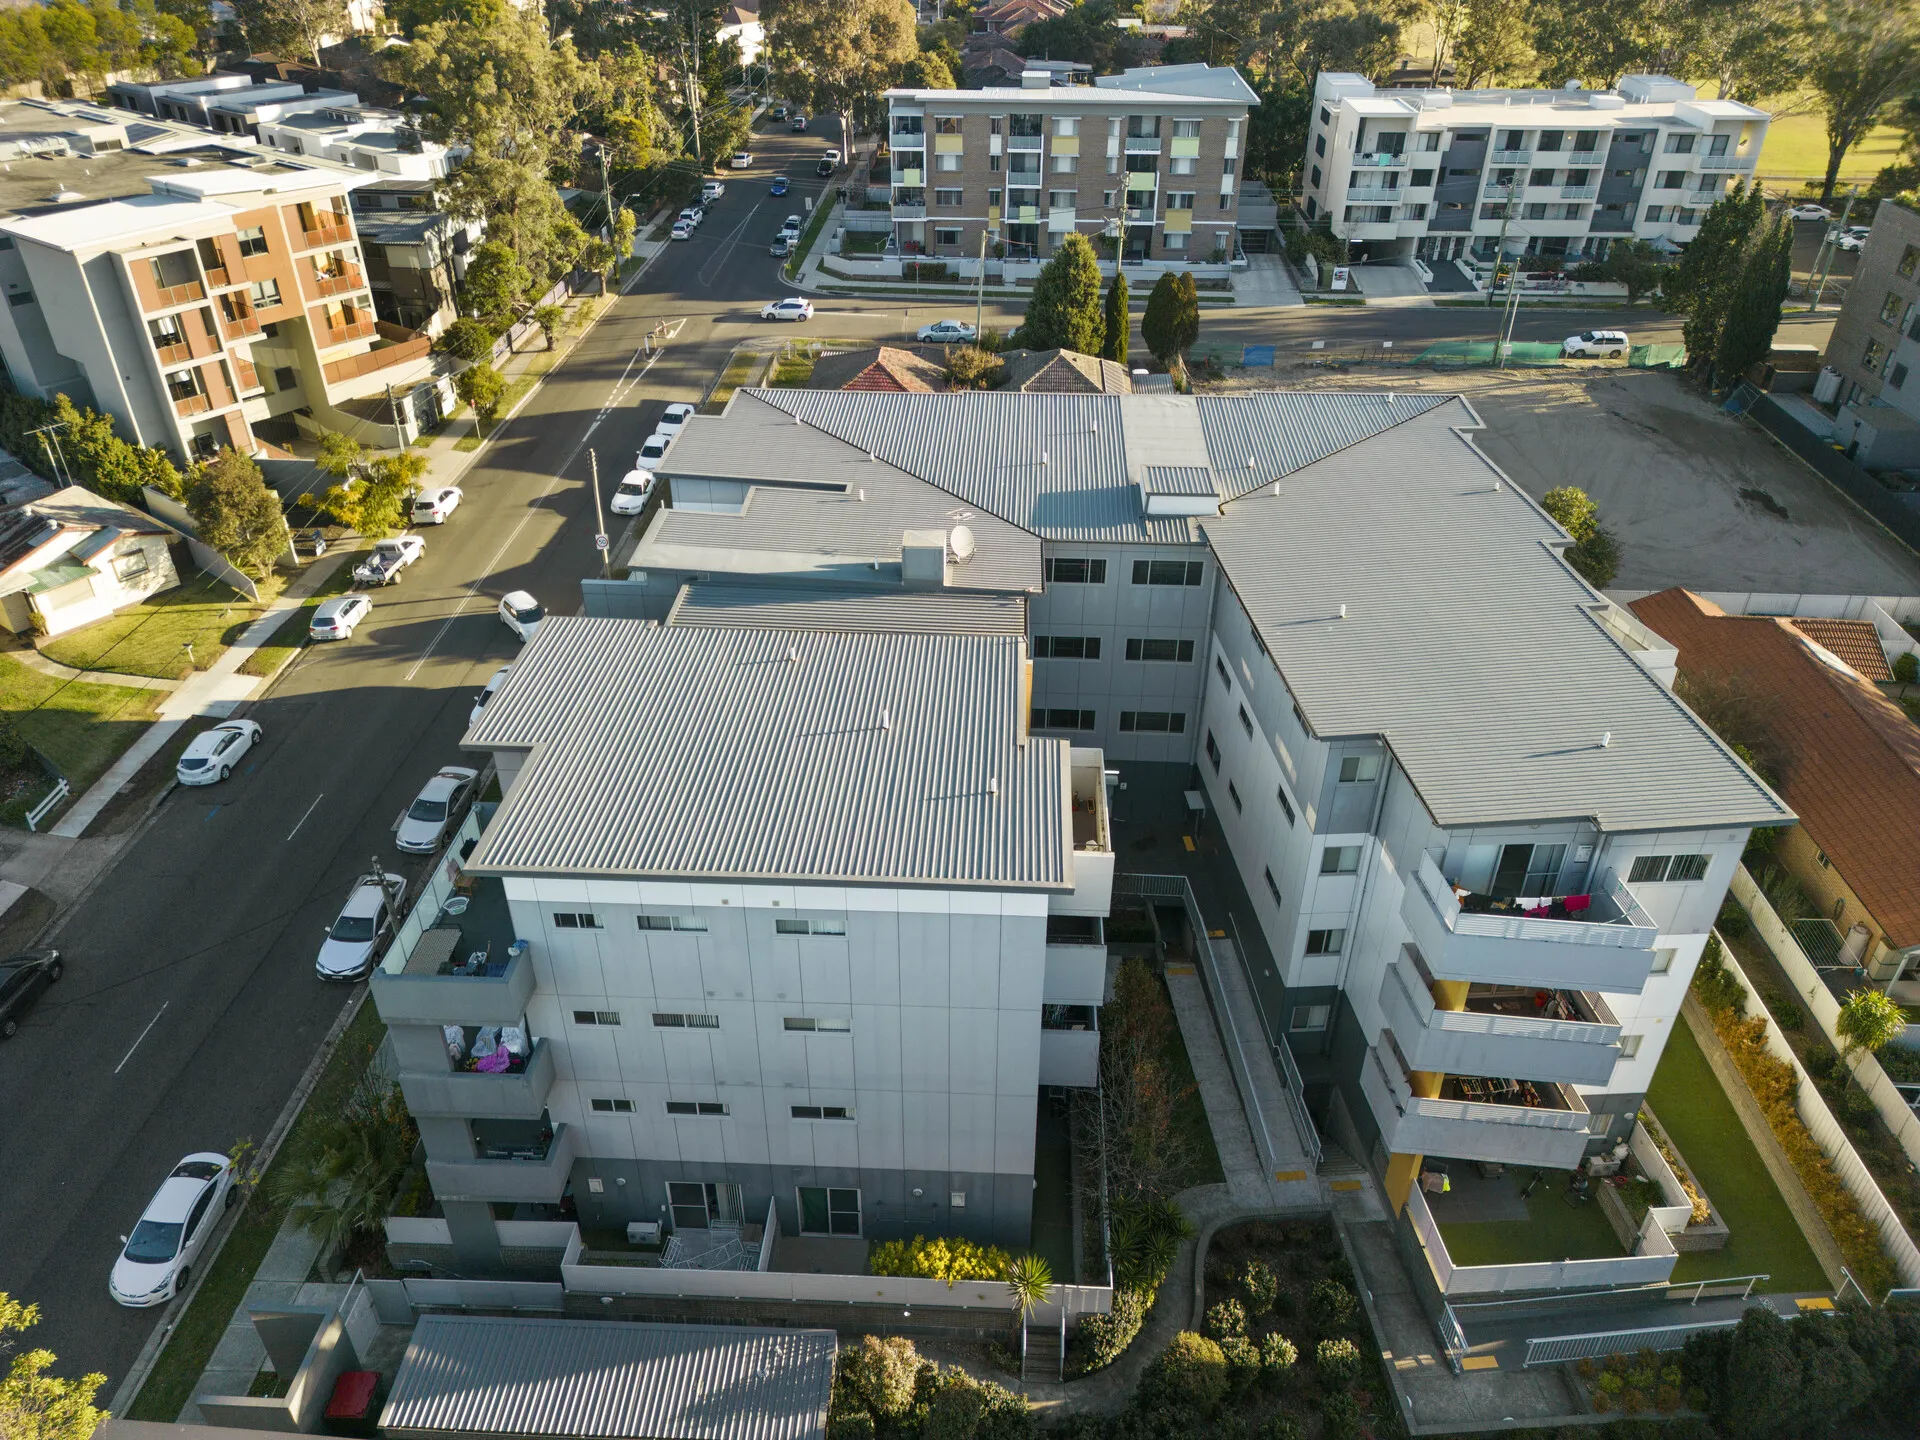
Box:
[1563,328,1629,358]
[109,1154,235,1308]
[671,220,695,241]
[762,297,813,322]
[175,719,261,787]
[730,151,753,168]
[824,148,842,166]
[678,206,705,228]
[1829,226,1870,251]
[396,766,479,854]
[309,593,370,641]
[315,870,406,982]
[635,431,672,471]
[917,319,977,344]
[411,486,462,524]
[499,590,543,642]
[353,534,425,587]
[780,214,803,237]
[1787,203,1831,221]
[701,180,725,202]
[656,402,696,437]
[469,665,510,726]
[610,469,654,514]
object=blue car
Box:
[770,175,790,196]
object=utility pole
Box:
[974,227,988,341]
[589,448,611,579]
[1484,181,1515,307]
[27,422,70,485]
[1808,188,1855,313]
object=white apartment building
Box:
[1304,72,1770,267]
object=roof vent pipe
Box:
[1338,603,1347,619]
[1041,450,1049,466]
[857,488,865,502]
[881,707,892,731]
[1600,731,1612,748]
[988,777,999,796]
[787,645,799,664]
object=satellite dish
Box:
[948,525,976,562]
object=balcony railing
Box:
[1007,134,1043,151]
[313,267,364,298]
[1352,151,1408,168]
[1378,952,1621,1086]
[316,317,376,348]
[1686,190,1725,205]
[372,938,535,1027]
[149,280,205,310]
[427,1122,580,1204]
[320,324,433,387]
[400,1038,557,1119]
[1124,138,1162,154]
[154,340,191,365]
[298,218,354,251]
[173,391,210,417]
[1697,154,1753,171]
[1361,1042,1591,1169]
[1490,148,1531,164]
[1561,184,1598,199]
[1484,181,1520,197]
[892,204,926,220]
[234,359,263,393]
[221,309,261,340]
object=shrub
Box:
[919,1369,1033,1440]
[1308,1278,1359,1334]
[1258,1331,1297,1379]
[945,345,1005,390]
[0,712,28,772]
[1141,1332,1228,1413]
[1078,1288,1147,1371]
[1262,1419,1301,1440]
[867,1235,1013,1283]
[1219,1335,1261,1393]
[1764,990,1806,1031]
[1656,1383,1685,1413]
[1205,1298,1247,1340]
[1718,897,1752,939]
[1315,1337,1361,1388]
[1320,1390,1362,1439]
[1691,936,1747,1016]
[1804,1043,1839,1080]
[1896,651,1918,684]
[1240,1258,1278,1316]
[1875,1043,1920,1083]
[1832,1082,1877,1128]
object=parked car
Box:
[770,105,787,121]
[175,719,262,787]
[1562,328,1629,358]
[635,431,672,471]
[353,534,425,587]
[790,115,808,132]
[780,214,803,237]
[469,665,510,726]
[309,593,370,641]
[499,590,543,642]
[396,766,479,854]
[815,158,834,177]
[1787,203,1831,221]
[1829,226,1870,251]
[315,870,406,981]
[108,1154,234,1307]
[671,219,695,241]
[770,175,790,196]
[917,319,977,344]
[655,402,697,437]
[730,151,753,168]
[769,236,793,257]
[610,469,655,514]
[762,297,814,322]
[411,486,462,525]
[701,180,725,202]
[824,148,841,167]
[678,206,705,228]
[0,950,61,1039]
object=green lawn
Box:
[41,570,266,681]
[127,1000,387,1422]
[769,353,817,386]
[703,349,762,413]
[0,650,161,822]
[1159,973,1226,1189]
[1437,1170,1627,1266]
[1647,1018,1830,1294]
[238,561,359,678]
[1756,110,1904,189]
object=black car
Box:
[0,950,61,1038]
[816,158,833,177]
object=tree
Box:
[1003,1253,1051,1370]
[765,0,916,154]
[300,451,428,537]
[1101,271,1129,365]
[314,432,365,484]
[1808,0,1920,204]
[1712,213,1794,383]
[832,1336,920,1433]
[0,1293,107,1440]
[436,317,498,364]
[1141,271,1199,366]
[455,362,507,430]
[1671,182,1763,372]
[50,394,183,504]
[896,51,953,89]
[1600,238,1665,307]
[612,206,637,266]
[1021,233,1104,354]
[460,240,532,330]
[187,450,286,578]
[231,0,349,64]
[1014,0,1151,73]
[1452,0,1533,88]
[1838,989,1908,1058]
[269,1074,417,1267]
[1541,484,1622,588]
[1088,958,1195,1200]
[532,304,568,351]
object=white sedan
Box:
[315,870,406,982]
[670,220,695,242]
[469,665,510,726]
[109,1154,236,1307]
[499,590,543,642]
[1829,227,1870,251]
[610,469,654,514]
[730,151,753,168]
[762,297,814,322]
[917,319,977,344]
[396,766,479,854]
[635,431,672,471]
[701,180,725,202]
[411,486,462,525]
[656,402,697,437]
[176,719,261,787]
[1787,203,1831,221]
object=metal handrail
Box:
[1450,1273,1769,1315]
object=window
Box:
[1031,708,1097,731]
[1306,928,1345,955]
[1172,119,1201,139]
[1893,363,1910,390]
[164,368,202,403]
[1291,701,1308,734]
[1643,206,1664,223]
[667,1101,729,1116]
[1489,842,1567,898]
[248,277,282,308]
[1900,244,1920,279]
[933,226,962,247]
[1010,112,1043,137]
[1275,784,1295,826]
[1034,635,1100,659]
[573,1010,621,1025]
[1290,1005,1330,1032]
[776,917,848,936]
[936,152,961,172]
[1214,656,1231,688]
[5,289,32,308]
[791,1104,855,1120]
[1315,134,1326,158]
[798,1185,861,1236]
[934,115,962,134]
[1311,164,1321,188]
[1163,232,1187,252]
[1650,948,1676,974]
[1237,704,1253,738]
[273,365,295,390]
[591,1098,636,1113]
[1618,1034,1644,1059]
[1264,867,1282,905]
[1048,189,1077,209]
[1205,730,1221,771]
[1053,115,1078,137]
[1166,192,1195,212]
[1320,846,1360,875]
[988,188,1003,209]
[1131,559,1204,586]
[784,1017,852,1032]
[1419,131,1441,151]
[1655,170,1683,190]
[1480,204,1506,221]
[1228,781,1243,812]
[1046,556,1106,584]
[1669,854,1709,881]
[1338,754,1381,783]
[1125,637,1194,662]
[113,550,151,583]
[1412,168,1434,187]
[652,1012,720,1028]
[1052,155,1078,175]
[1627,853,1709,883]
[1119,711,1185,733]
[1169,156,1195,176]
[235,225,268,257]
[638,914,707,931]
[553,912,602,929]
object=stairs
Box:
[1318,1143,1365,1179]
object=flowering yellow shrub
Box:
[867,1235,1013,1285]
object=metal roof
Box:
[1203,411,1791,833]
[465,618,1070,888]
[667,579,1028,635]
[379,1315,836,1440]
[1142,465,1217,496]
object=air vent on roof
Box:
[48,188,85,204]
[948,525,976,563]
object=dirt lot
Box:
[1221,363,1920,597]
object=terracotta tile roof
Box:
[805,346,947,393]
[1003,348,1133,394]
[1631,587,1920,946]
[1788,618,1894,682]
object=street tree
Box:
[460,240,532,330]
[1021,233,1105,354]
[1808,0,1920,204]
[1670,182,1763,371]
[612,206,637,266]
[231,0,349,65]
[1600,238,1666,306]
[0,1293,107,1440]
[435,317,497,363]
[765,0,916,152]
[301,452,428,537]
[1712,213,1794,383]
[187,449,286,578]
[533,304,568,351]
[314,432,365,483]
[455,362,508,431]
[1541,484,1622,588]
[1838,989,1908,1058]
[1102,271,1130,365]
[1141,271,1200,366]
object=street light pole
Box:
[589,448,611,579]
[1809,188,1855,313]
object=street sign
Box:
[594,534,610,551]
[1331,265,1351,291]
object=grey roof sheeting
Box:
[751,388,1463,541]
[465,618,1070,888]
[668,579,1029,635]
[379,1315,836,1440]
[1203,410,1791,833]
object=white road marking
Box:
[285,792,324,842]
[697,201,766,288]
[114,1001,169,1075]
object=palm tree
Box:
[1002,1253,1052,1378]
[270,1076,417,1266]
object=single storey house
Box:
[0,487,179,637]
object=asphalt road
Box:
[0,109,1846,1393]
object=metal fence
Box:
[1744,391,1920,556]
[1522,1318,1741,1367]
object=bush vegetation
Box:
[867,1236,1013,1284]
[1684,1303,1920,1439]
[827,1337,1031,1440]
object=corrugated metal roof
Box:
[1142,465,1217,496]
[465,618,1070,887]
[1204,412,1791,832]
[379,1315,835,1440]
[668,580,1028,635]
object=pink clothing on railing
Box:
[474,1048,512,1074]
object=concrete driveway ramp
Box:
[1351,263,1429,299]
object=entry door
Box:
[1491,843,1569,898]
[797,1186,862,1236]
[668,1181,744,1229]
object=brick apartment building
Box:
[1820,196,1920,423]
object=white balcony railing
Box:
[1697,154,1753,171]
[1361,1044,1592,1169]
[1378,955,1621,1086]
[1561,185,1598,199]
[1490,148,1531,164]
[1352,151,1408,168]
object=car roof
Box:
[503,589,537,606]
[419,767,478,800]
[341,881,389,917]
[182,724,245,757]
[314,595,364,618]
[142,1173,209,1223]
[485,665,511,688]
[664,403,695,417]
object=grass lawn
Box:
[0,650,161,822]
[1158,973,1226,1188]
[238,560,359,678]
[1437,1170,1626,1267]
[1757,110,1904,189]
[1648,1017,1830,1294]
[703,349,762,413]
[41,570,268,681]
[127,999,387,1422]
[769,353,817,385]
[841,231,887,256]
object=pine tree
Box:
[1141,272,1180,364]
[1671,182,1763,372]
[1713,214,1795,384]
[1102,271,1129,365]
[1171,272,1201,358]
[1020,233,1105,354]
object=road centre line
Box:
[114,1001,169,1075]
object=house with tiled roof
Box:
[1787,617,1894,683]
[806,345,947,393]
[1002,348,1133,394]
[1631,587,1920,992]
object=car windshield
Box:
[124,1219,182,1263]
[408,798,448,822]
[330,914,376,943]
[512,603,543,623]
[618,481,647,496]
[1580,332,1598,342]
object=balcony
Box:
[1484,181,1520,197]
[1361,1041,1591,1170]
[892,204,927,221]
[1560,184,1597,200]
[149,280,205,310]
[1401,852,1658,993]
[1490,148,1531,164]
[372,939,536,1028]
[1352,152,1407,168]
[313,266,365,299]
[1377,950,1621,1086]
[321,322,432,386]
[1697,154,1753,171]
[154,339,191,366]
[401,1037,557,1120]
[173,391,211,417]
[298,218,355,251]
[1044,914,1106,1004]
[1052,748,1111,917]
[1040,1005,1099,1087]
[426,1121,580,1204]
[1124,137,1161,154]
[1685,190,1725,206]
[221,308,261,340]
[316,316,376,348]
[1008,134,1043,151]
[233,359,264,394]
[1348,185,1402,200]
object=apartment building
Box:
[597,384,1788,1222]
[106,74,362,138]
[1304,72,1770,267]
[1819,197,1920,424]
[884,63,1257,265]
[0,101,434,462]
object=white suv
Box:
[1563,329,1629,358]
